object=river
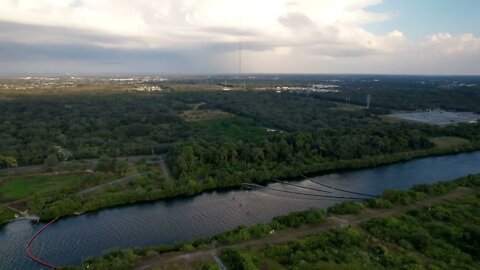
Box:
[1,151,480,269]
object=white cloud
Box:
[0,0,395,54]
[0,0,479,74]
[425,33,480,54]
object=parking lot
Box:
[388,110,480,126]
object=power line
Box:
[272,179,332,193]
[301,175,378,198]
[242,183,364,200]
[245,185,346,202]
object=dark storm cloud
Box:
[308,44,377,57]
[198,26,260,37]
[0,20,279,68]
[0,38,187,61]
[0,20,132,47]
[0,21,236,74]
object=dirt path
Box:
[133,187,473,270]
[0,154,165,176]
[75,173,145,195]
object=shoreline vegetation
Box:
[0,206,17,225]
[62,174,480,270]
[0,130,480,224]
[22,142,480,221]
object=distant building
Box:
[135,85,162,92]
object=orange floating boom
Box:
[25,217,59,269]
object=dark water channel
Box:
[2,151,480,269]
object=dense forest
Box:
[1,89,479,168]
[309,83,480,113]
[167,91,480,188]
[2,86,480,219]
[0,91,188,165]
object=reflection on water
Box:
[1,151,480,269]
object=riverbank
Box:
[34,143,480,221]
[3,151,480,270]
[63,174,480,270]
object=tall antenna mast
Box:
[239,17,242,77]
[366,94,371,109]
[238,11,245,90]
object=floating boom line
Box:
[26,217,59,269]
[272,179,332,193]
[243,183,364,200]
[300,175,378,198]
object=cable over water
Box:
[244,185,347,202]
[243,183,364,200]
[301,175,378,198]
[272,179,332,193]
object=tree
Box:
[0,155,17,169]
[114,159,129,175]
[55,146,72,164]
[44,154,59,168]
[97,155,114,172]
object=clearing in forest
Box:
[430,136,471,149]
[181,103,232,122]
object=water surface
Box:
[1,151,480,269]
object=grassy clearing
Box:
[195,116,268,139]
[330,102,364,111]
[0,173,87,201]
[167,83,225,92]
[181,109,232,122]
[430,136,471,149]
[381,115,406,124]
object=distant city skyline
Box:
[1,0,479,75]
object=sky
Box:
[0,0,479,75]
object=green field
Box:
[194,116,269,140]
[0,173,87,201]
[330,102,365,111]
[430,136,471,149]
[181,109,232,122]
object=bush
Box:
[197,262,221,270]
[364,197,393,209]
[328,201,364,215]
[0,206,16,224]
[181,243,196,252]
[381,190,418,206]
[272,208,326,228]
[83,249,137,270]
[221,248,259,270]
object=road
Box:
[75,173,145,195]
[0,155,166,175]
